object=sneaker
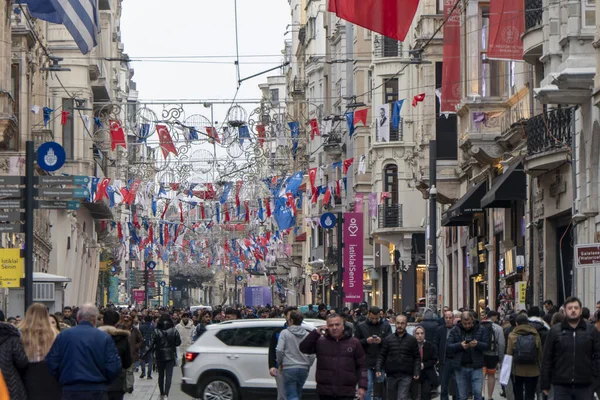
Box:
[139,373,145,379]
[147,375,153,380]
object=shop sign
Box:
[575,244,600,268]
[0,249,23,288]
[515,281,527,311]
[343,212,364,302]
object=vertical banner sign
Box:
[0,249,23,288]
[343,212,364,302]
[441,0,462,113]
[133,290,145,304]
[487,0,524,60]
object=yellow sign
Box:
[99,261,108,271]
[0,249,24,288]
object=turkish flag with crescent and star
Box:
[110,120,127,151]
[95,178,111,202]
[156,125,178,159]
[308,168,317,192]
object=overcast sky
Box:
[121,0,291,123]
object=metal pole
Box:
[337,212,344,311]
[24,141,35,313]
[144,261,149,308]
[570,108,577,297]
[234,277,238,305]
[428,141,438,313]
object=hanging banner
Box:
[441,0,461,113]
[343,212,364,302]
[133,290,145,304]
[354,193,364,212]
[488,0,524,60]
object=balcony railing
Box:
[374,36,403,58]
[526,107,576,156]
[292,77,305,94]
[378,204,403,228]
[390,119,403,141]
[525,0,543,30]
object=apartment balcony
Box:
[458,101,508,165]
[413,14,444,49]
[373,35,406,73]
[378,204,403,229]
[32,128,54,152]
[522,0,543,64]
[11,4,36,46]
[323,132,343,160]
[524,107,575,177]
[374,119,404,145]
[90,59,110,102]
[291,77,305,95]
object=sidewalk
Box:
[124,367,191,400]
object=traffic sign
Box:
[0,187,23,198]
[575,244,600,268]
[0,212,24,222]
[37,175,90,186]
[0,224,24,233]
[0,200,23,209]
[0,176,24,185]
[236,275,243,282]
[160,281,166,287]
[35,200,81,210]
[320,212,337,229]
[146,261,157,270]
[37,187,89,199]
[37,142,66,172]
[311,273,320,282]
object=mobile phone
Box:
[465,339,472,343]
[372,335,378,338]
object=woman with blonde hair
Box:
[19,303,61,399]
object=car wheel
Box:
[198,375,239,400]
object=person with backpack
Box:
[507,313,542,400]
[479,311,505,400]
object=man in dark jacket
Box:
[46,303,122,400]
[139,315,155,379]
[541,297,600,398]
[192,310,212,341]
[447,311,489,400]
[434,310,458,400]
[354,306,392,400]
[62,306,77,327]
[101,309,133,400]
[300,313,367,400]
[420,308,441,342]
[304,304,318,318]
[376,315,420,400]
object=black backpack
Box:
[481,321,498,356]
[513,334,537,364]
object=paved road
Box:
[125,366,192,400]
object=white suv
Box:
[181,318,324,400]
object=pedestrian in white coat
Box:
[175,313,194,372]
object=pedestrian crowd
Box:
[0,297,598,400]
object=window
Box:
[62,98,74,159]
[480,7,508,98]
[270,89,279,104]
[583,0,596,28]
[367,70,373,103]
[375,36,401,58]
[308,17,316,40]
[435,62,457,160]
[220,327,282,348]
[384,164,398,205]
[10,64,19,117]
[384,78,399,139]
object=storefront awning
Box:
[295,232,307,242]
[481,160,526,209]
[441,181,486,226]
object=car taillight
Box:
[185,352,199,362]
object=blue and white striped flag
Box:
[20,0,99,55]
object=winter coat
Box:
[276,325,315,370]
[150,319,182,362]
[354,318,392,368]
[46,320,122,392]
[0,322,28,400]
[528,317,550,346]
[99,325,133,393]
[193,322,208,341]
[129,327,143,362]
[417,341,438,384]
[24,361,62,400]
[420,309,441,342]
[376,330,420,377]
[175,320,195,351]
[268,324,286,369]
[506,324,542,377]
[447,321,489,369]
[300,327,368,398]
[480,320,506,359]
[540,319,600,391]
[433,324,454,364]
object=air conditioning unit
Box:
[33,283,55,301]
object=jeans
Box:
[439,363,458,400]
[282,368,309,400]
[512,375,538,400]
[140,351,153,377]
[157,360,175,396]
[455,366,483,400]
[386,373,413,400]
[62,392,108,400]
[551,384,593,400]
[107,393,124,400]
[365,368,385,400]
[275,370,287,400]
[411,377,432,400]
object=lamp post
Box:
[428,140,438,314]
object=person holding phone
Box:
[447,312,489,400]
[354,306,392,400]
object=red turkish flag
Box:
[244,201,250,223]
[265,198,272,217]
[488,0,524,60]
[61,111,70,125]
[206,127,220,143]
[257,124,266,148]
[323,187,331,205]
[412,93,426,107]
[95,178,110,202]
[156,125,178,159]
[353,109,368,127]
[328,0,420,42]
[343,158,354,174]
[109,120,127,151]
[308,168,317,191]
[309,119,320,140]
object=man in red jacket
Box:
[300,313,368,400]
